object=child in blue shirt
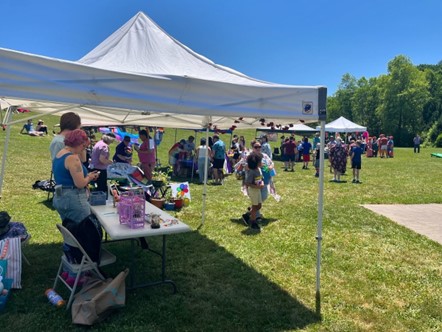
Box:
[350,140,363,183]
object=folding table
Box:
[90,201,191,292]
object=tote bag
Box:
[71,268,129,325]
[0,238,22,289]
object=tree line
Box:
[326,55,442,147]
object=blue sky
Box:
[1,0,441,95]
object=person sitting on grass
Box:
[35,120,48,135]
[243,152,264,231]
[20,119,44,136]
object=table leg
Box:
[126,235,177,293]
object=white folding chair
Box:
[53,224,116,309]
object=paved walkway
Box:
[362,204,442,245]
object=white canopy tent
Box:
[0,11,327,313]
[316,116,366,132]
[257,123,318,134]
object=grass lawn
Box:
[1,113,441,331]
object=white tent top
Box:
[79,12,277,86]
[257,123,317,134]
[316,116,366,133]
[0,11,327,129]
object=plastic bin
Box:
[89,191,106,206]
[0,278,13,311]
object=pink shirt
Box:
[138,140,156,164]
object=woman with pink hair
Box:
[52,129,100,222]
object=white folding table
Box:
[90,201,191,292]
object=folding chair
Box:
[53,224,117,309]
[21,234,31,266]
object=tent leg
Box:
[200,122,210,227]
[0,106,15,199]
[315,120,326,317]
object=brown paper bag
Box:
[71,268,129,325]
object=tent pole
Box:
[0,106,16,198]
[200,122,210,227]
[191,130,197,182]
[316,120,326,316]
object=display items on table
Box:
[89,191,107,206]
[149,197,165,209]
[118,189,145,229]
[144,213,180,229]
[107,163,138,181]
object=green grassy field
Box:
[1,113,441,331]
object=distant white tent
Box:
[316,116,366,132]
[257,123,317,134]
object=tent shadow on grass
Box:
[5,231,320,330]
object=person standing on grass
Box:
[283,137,296,171]
[314,143,321,177]
[379,134,388,158]
[50,112,85,167]
[329,137,347,183]
[243,152,264,231]
[260,135,272,160]
[387,136,394,158]
[211,134,226,185]
[241,140,279,225]
[413,134,421,153]
[372,136,378,157]
[301,137,312,169]
[113,135,133,164]
[350,140,363,183]
[195,138,211,184]
[52,129,100,222]
[135,129,156,181]
[90,133,116,197]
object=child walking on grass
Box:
[350,140,363,183]
[244,152,264,231]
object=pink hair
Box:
[64,129,89,147]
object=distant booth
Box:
[255,123,317,160]
[174,128,234,179]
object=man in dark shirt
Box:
[283,137,297,172]
[113,135,132,163]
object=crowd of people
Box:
[20,113,413,234]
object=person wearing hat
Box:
[35,120,48,135]
[90,133,116,196]
[113,135,133,164]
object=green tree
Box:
[327,73,357,122]
[352,77,382,135]
[377,55,430,146]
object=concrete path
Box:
[362,204,442,245]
